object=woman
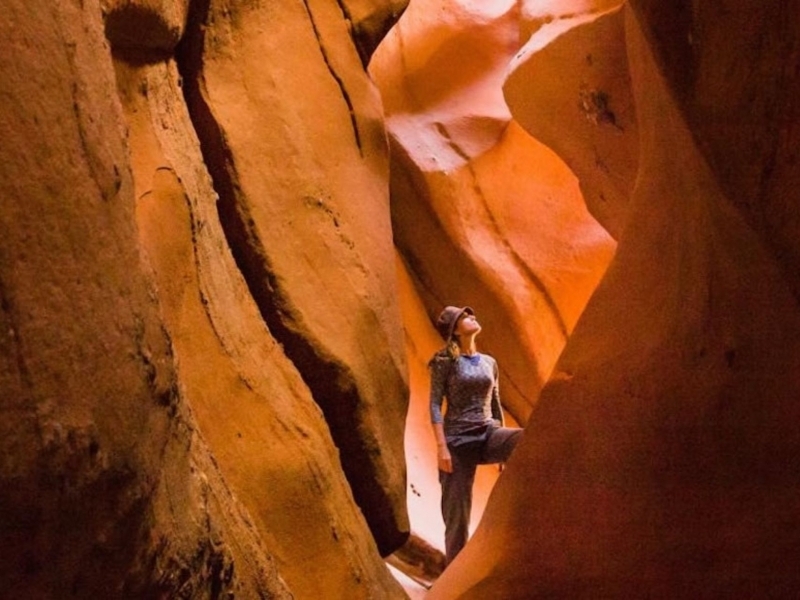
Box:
[429,305,523,565]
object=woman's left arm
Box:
[490,358,504,426]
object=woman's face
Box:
[455,312,481,337]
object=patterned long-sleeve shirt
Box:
[429,351,504,446]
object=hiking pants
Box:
[439,426,522,565]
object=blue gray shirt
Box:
[429,351,504,445]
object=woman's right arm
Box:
[429,358,453,473]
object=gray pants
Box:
[439,426,522,565]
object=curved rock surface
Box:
[102,0,189,56]
[505,3,636,239]
[116,54,403,597]
[429,4,800,597]
[5,0,799,595]
[633,2,800,304]
[2,0,409,597]
[371,0,616,425]
[177,0,410,556]
[0,1,289,596]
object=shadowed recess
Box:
[104,5,180,64]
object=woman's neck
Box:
[458,335,477,356]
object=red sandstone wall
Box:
[4,0,799,595]
[175,0,410,560]
[371,0,617,570]
[1,0,410,597]
[505,4,637,239]
[0,0,290,596]
[429,3,800,597]
[370,0,616,426]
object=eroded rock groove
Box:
[175,0,403,557]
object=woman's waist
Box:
[443,415,495,434]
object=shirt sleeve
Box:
[489,357,504,426]
[429,356,450,424]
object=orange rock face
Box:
[1,0,409,597]
[428,3,800,597]
[505,3,636,238]
[371,0,616,425]
[0,1,288,597]
[117,54,403,597]
[370,0,617,572]
[175,0,411,559]
[5,0,800,595]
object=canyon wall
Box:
[4,0,800,596]
[371,0,617,427]
[1,0,410,597]
[370,0,618,570]
[429,2,800,597]
[0,1,288,596]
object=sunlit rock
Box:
[505,3,636,238]
[429,5,800,597]
[7,0,797,595]
[517,0,625,42]
[114,53,405,597]
[176,0,410,556]
[1,0,410,596]
[371,0,615,424]
[371,0,616,577]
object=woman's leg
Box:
[481,426,523,464]
[440,444,478,565]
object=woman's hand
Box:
[437,445,453,473]
[432,423,452,472]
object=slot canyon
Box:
[2,0,800,597]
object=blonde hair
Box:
[428,338,461,368]
[445,337,461,359]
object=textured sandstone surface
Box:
[429,3,800,597]
[370,0,617,577]
[115,53,404,597]
[505,3,636,239]
[5,0,799,595]
[2,0,409,597]
[177,0,410,556]
[370,0,616,427]
[0,1,289,596]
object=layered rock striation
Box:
[0,1,288,596]
[370,0,618,578]
[1,0,410,597]
[174,0,410,559]
[371,0,616,427]
[4,0,799,596]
